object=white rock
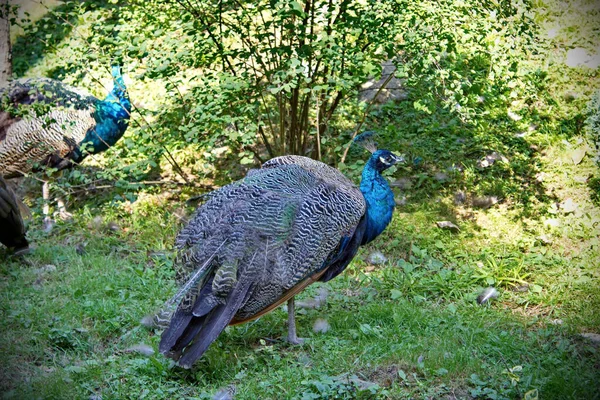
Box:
[368,251,388,265]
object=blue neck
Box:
[359,156,396,245]
[78,66,131,158]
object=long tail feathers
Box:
[178,278,253,368]
[160,251,257,368]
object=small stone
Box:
[536,235,552,245]
[570,147,586,165]
[447,164,463,173]
[544,218,560,228]
[89,216,104,230]
[75,243,86,255]
[477,152,508,168]
[550,319,563,325]
[560,198,577,214]
[395,196,407,206]
[436,221,460,232]
[391,177,412,190]
[580,333,600,345]
[36,264,57,274]
[535,172,545,183]
[434,172,449,182]
[124,343,155,357]
[417,354,424,364]
[507,110,522,121]
[472,196,499,209]
[368,251,388,265]
[140,314,157,328]
[106,221,120,232]
[513,285,529,292]
[313,318,331,334]
[454,191,466,204]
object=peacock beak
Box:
[391,154,405,164]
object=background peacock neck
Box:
[359,156,395,245]
[78,75,131,158]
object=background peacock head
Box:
[354,131,404,172]
[80,65,132,156]
[104,65,131,116]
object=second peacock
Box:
[157,132,403,368]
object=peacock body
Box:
[0,66,131,178]
[0,175,28,253]
[158,137,402,368]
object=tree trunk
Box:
[0,0,11,84]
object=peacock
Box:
[0,66,131,222]
[0,175,29,254]
[157,132,403,368]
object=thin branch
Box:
[340,66,397,164]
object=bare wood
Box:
[0,0,11,83]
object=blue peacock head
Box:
[79,65,132,157]
[104,65,131,114]
[354,131,404,172]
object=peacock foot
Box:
[57,210,73,221]
[286,334,306,345]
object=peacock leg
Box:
[287,297,305,344]
[42,181,54,232]
[56,197,73,220]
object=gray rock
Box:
[436,221,460,233]
[140,314,157,328]
[333,374,378,391]
[368,251,388,265]
[580,333,600,345]
[313,318,331,334]
[454,191,466,205]
[125,343,155,357]
[89,216,104,230]
[536,234,552,245]
[36,264,57,274]
[395,196,407,206]
[433,172,449,182]
[544,218,560,228]
[390,177,412,190]
[477,152,508,168]
[107,221,120,232]
[472,196,499,209]
[560,198,577,214]
[359,60,407,104]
